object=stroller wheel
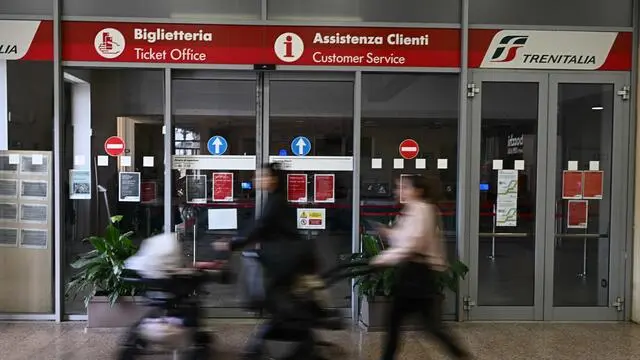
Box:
[116,347,137,360]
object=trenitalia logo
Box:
[489,35,528,62]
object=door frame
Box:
[467,71,549,320]
[543,72,631,321]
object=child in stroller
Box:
[116,233,230,360]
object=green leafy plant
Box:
[347,232,470,300]
[66,215,139,307]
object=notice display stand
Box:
[578,235,588,279]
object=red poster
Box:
[212,172,234,202]
[287,174,308,203]
[140,181,156,204]
[314,174,335,203]
[61,21,460,67]
[567,200,588,229]
[582,171,604,200]
[562,171,583,199]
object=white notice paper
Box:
[31,154,43,165]
[568,161,579,171]
[437,158,448,170]
[8,154,19,165]
[415,158,426,169]
[207,208,238,230]
[74,155,85,167]
[393,158,404,169]
[589,161,600,171]
[496,170,518,227]
[97,156,109,167]
[143,156,154,168]
[297,208,326,230]
[371,158,382,169]
[120,156,132,167]
[514,160,525,170]
[492,159,503,170]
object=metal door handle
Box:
[478,232,530,237]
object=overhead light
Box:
[592,106,604,111]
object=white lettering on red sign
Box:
[133,28,213,44]
[313,32,429,46]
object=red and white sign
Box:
[567,200,588,229]
[582,171,604,200]
[4,20,633,71]
[61,21,460,67]
[141,181,157,204]
[471,30,632,71]
[562,171,583,199]
[287,174,308,203]
[0,20,53,60]
[314,174,335,203]
[212,172,234,202]
[104,136,126,157]
[399,139,419,160]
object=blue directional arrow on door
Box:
[207,136,228,155]
[291,136,311,156]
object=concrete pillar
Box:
[633,60,640,323]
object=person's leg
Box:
[381,296,409,360]
[418,296,470,359]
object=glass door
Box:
[468,72,548,320]
[171,71,259,318]
[265,73,355,312]
[544,73,629,321]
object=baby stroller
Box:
[116,233,230,360]
[241,250,375,360]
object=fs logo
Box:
[274,32,304,63]
[489,35,528,63]
[94,28,126,59]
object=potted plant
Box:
[66,215,146,328]
[348,232,469,331]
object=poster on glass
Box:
[119,172,141,202]
[69,169,92,200]
[496,170,518,227]
[186,175,207,204]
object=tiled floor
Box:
[2,321,640,360]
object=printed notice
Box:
[562,171,583,199]
[118,172,141,202]
[297,208,326,230]
[69,169,92,200]
[141,181,157,204]
[314,174,335,203]
[496,170,518,227]
[287,174,308,203]
[186,175,207,204]
[212,172,234,202]
[582,171,604,200]
[567,200,588,229]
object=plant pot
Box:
[87,296,148,329]
[359,294,445,332]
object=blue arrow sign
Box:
[290,136,311,156]
[207,136,228,155]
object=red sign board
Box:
[583,171,604,200]
[562,171,583,199]
[287,174,308,203]
[567,200,588,229]
[212,172,234,202]
[104,136,126,157]
[61,21,461,67]
[399,139,420,160]
[141,181,157,204]
[314,174,335,203]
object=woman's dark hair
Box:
[402,175,440,203]
[262,162,287,194]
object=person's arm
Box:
[372,204,433,266]
[229,194,282,250]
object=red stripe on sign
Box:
[599,32,633,71]
[468,29,499,68]
[22,20,54,61]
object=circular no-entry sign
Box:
[399,139,420,160]
[104,136,126,157]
